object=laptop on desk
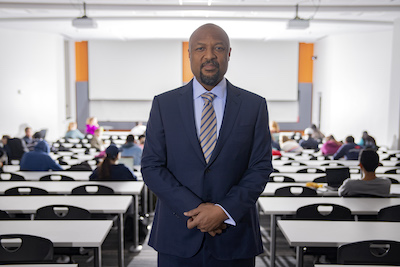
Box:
[324,167,351,191]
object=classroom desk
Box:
[258,197,400,267]
[277,220,400,267]
[273,159,400,167]
[0,220,113,267]
[0,265,78,267]
[273,165,399,174]
[0,195,132,267]
[0,181,144,252]
[261,182,400,196]
[270,172,400,183]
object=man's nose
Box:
[204,48,216,60]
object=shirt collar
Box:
[193,77,227,100]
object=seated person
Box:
[22,126,35,151]
[85,116,99,135]
[311,124,325,143]
[90,128,105,152]
[338,149,391,197]
[299,127,319,150]
[358,130,377,150]
[333,136,362,160]
[121,134,142,166]
[320,135,342,156]
[90,144,137,181]
[65,122,85,139]
[20,140,63,171]
[280,135,303,153]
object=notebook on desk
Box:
[325,167,351,191]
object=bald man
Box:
[141,23,273,266]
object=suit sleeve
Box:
[218,98,273,223]
[141,96,203,219]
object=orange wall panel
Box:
[182,42,193,83]
[75,41,88,82]
[298,43,314,83]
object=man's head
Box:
[345,136,355,144]
[25,127,33,138]
[188,23,231,91]
[126,134,135,143]
[359,149,379,172]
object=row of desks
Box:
[0,182,144,267]
[258,197,400,267]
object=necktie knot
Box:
[201,92,216,104]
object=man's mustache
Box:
[201,60,219,69]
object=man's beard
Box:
[200,60,220,86]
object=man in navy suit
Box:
[141,23,273,266]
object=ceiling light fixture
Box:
[287,4,309,30]
[72,2,97,29]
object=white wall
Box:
[0,28,66,141]
[313,30,393,148]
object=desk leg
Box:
[296,246,303,267]
[130,194,142,253]
[118,213,124,267]
[94,246,102,267]
[143,184,148,215]
[270,214,276,267]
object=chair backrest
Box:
[385,169,400,174]
[71,184,114,195]
[0,234,53,263]
[7,138,26,160]
[337,240,400,265]
[313,176,327,183]
[269,176,296,182]
[0,210,10,220]
[387,177,400,184]
[283,162,307,166]
[0,172,25,181]
[4,186,48,196]
[274,186,318,197]
[39,175,75,181]
[321,162,345,166]
[35,205,91,220]
[296,203,352,220]
[378,205,400,222]
[296,168,325,173]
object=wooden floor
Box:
[69,213,318,267]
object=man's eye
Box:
[196,47,205,51]
[216,47,225,51]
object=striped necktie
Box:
[199,92,217,163]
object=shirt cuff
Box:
[215,204,236,226]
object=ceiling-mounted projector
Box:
[72,2,97,29]
[287,18,309,29]
[287,4,309,30]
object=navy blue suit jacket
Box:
[141,79,273,260]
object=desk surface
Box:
[273,165,399,174]
[278,220,400,247]
[258,197,400,215]
[261,182,400,196]
[0,220,113,247]
[0,195,132,214]
[0,180,144,195]
[270,172,400,183]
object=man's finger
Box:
[184,207,199,217]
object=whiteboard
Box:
[88,40,183,100]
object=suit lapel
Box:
[208,80,242,165]
[178,81,205,163]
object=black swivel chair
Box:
[0,210,10,219]
[71,184,114,195]
[337,240,400,265]
[39,175,75,181]
[377,205,400,222]
[269,176,296,183]
[0,234,53,263]
[313,176,327,183]
[274,186,318,197]
[296,203,352,221]
[35,205,91,220]
[297,168,325,173]
[0,172,25,181]
[5,186,48,195]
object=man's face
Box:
[189,25,231,91]
[26,128,32,138]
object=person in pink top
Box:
[85,116,99,135]
[320,135,342,156]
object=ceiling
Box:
[0,0,400,41]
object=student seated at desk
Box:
[339,149,390,197]
[333,136,362,160]
[20,140,63,171]
[90,144,137,181]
